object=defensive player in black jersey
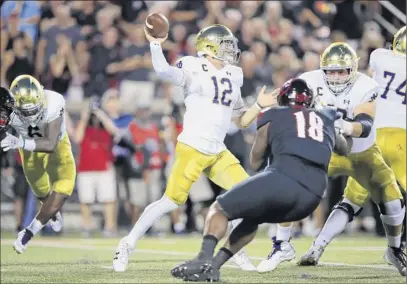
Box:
[170,78,349,282]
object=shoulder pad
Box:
[369,48,388,70]
[298,70,320,81]
[355,73,379,91]
[43,89,66,121]
[257,108,276,129]
[316,108,338,122]
[227,65,244,87]
[174,56,197,71]
[370,48,388,60]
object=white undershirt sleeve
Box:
[150,41,188,87]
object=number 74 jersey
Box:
[175,56,246,155]
[10,89,66,140]
[369,48,406,129]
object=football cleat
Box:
[47,212,63,232]
[171,259,220,282]
[257,237,295,273]
[231,249,257,271]
[113,237,133,272]
[297,242,325,266]
[13,229,33,254]
[385,246,406,276]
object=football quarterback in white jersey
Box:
[113,24,279,272]
[258,43,405,276]
[0,75,76,254]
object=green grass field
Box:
[0,233,403,283]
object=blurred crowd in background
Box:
[0,0,405,238]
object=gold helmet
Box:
[393,26,406,57]
[196,24,240,64]
[10,75,45,125]
[320,42,359,95]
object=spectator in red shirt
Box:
[127,105,165,227]
[73,100,117,237]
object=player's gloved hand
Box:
[334,118,354,136]
[144,27,168,44]
[0,132,23,151]
[256,86,280,109]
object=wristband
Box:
[255,102,262,110]
[23,139,36,151]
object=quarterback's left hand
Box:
[1,132,23,151]
[256,86,280,109]
[334,118,354,136]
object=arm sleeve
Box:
[150,42,189,87]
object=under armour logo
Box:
[368,92,378,102]
[226,71,231,76]
[343,99,350,105]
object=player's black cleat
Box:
[171,259,220,282]
[385,246,406,276]
[182,265,220,282]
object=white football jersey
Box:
[369,48,406,129]
[10,89,66,140]
[175,56,246,155]
[299,70,379,153]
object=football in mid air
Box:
[145,12,169,38]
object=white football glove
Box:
[1,132,23,151]
[334,119,354,136]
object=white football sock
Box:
[380,201,405,248]
[314,209,349,247]
[127,195,178,248]
[314,198,360,247]
[276,224,292,242]
[27,218,44,235]
[174,222,185,233]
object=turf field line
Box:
[1,240,396,271]
[0,239,385,251]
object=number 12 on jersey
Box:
[211,76,232,107]
[294,111,324,142]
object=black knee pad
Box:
[332,199,362,222]
[229,219,258,246]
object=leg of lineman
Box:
[257,222,295,272]
[171,170,320,281]
[14,147,76,253]
[203,150,256,271]
[112,144,253,272]
[258,177,347,272]
[297,180,366,266]
[299,174,406,275]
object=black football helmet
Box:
[277,78,315,109]
[0,87,15,131]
